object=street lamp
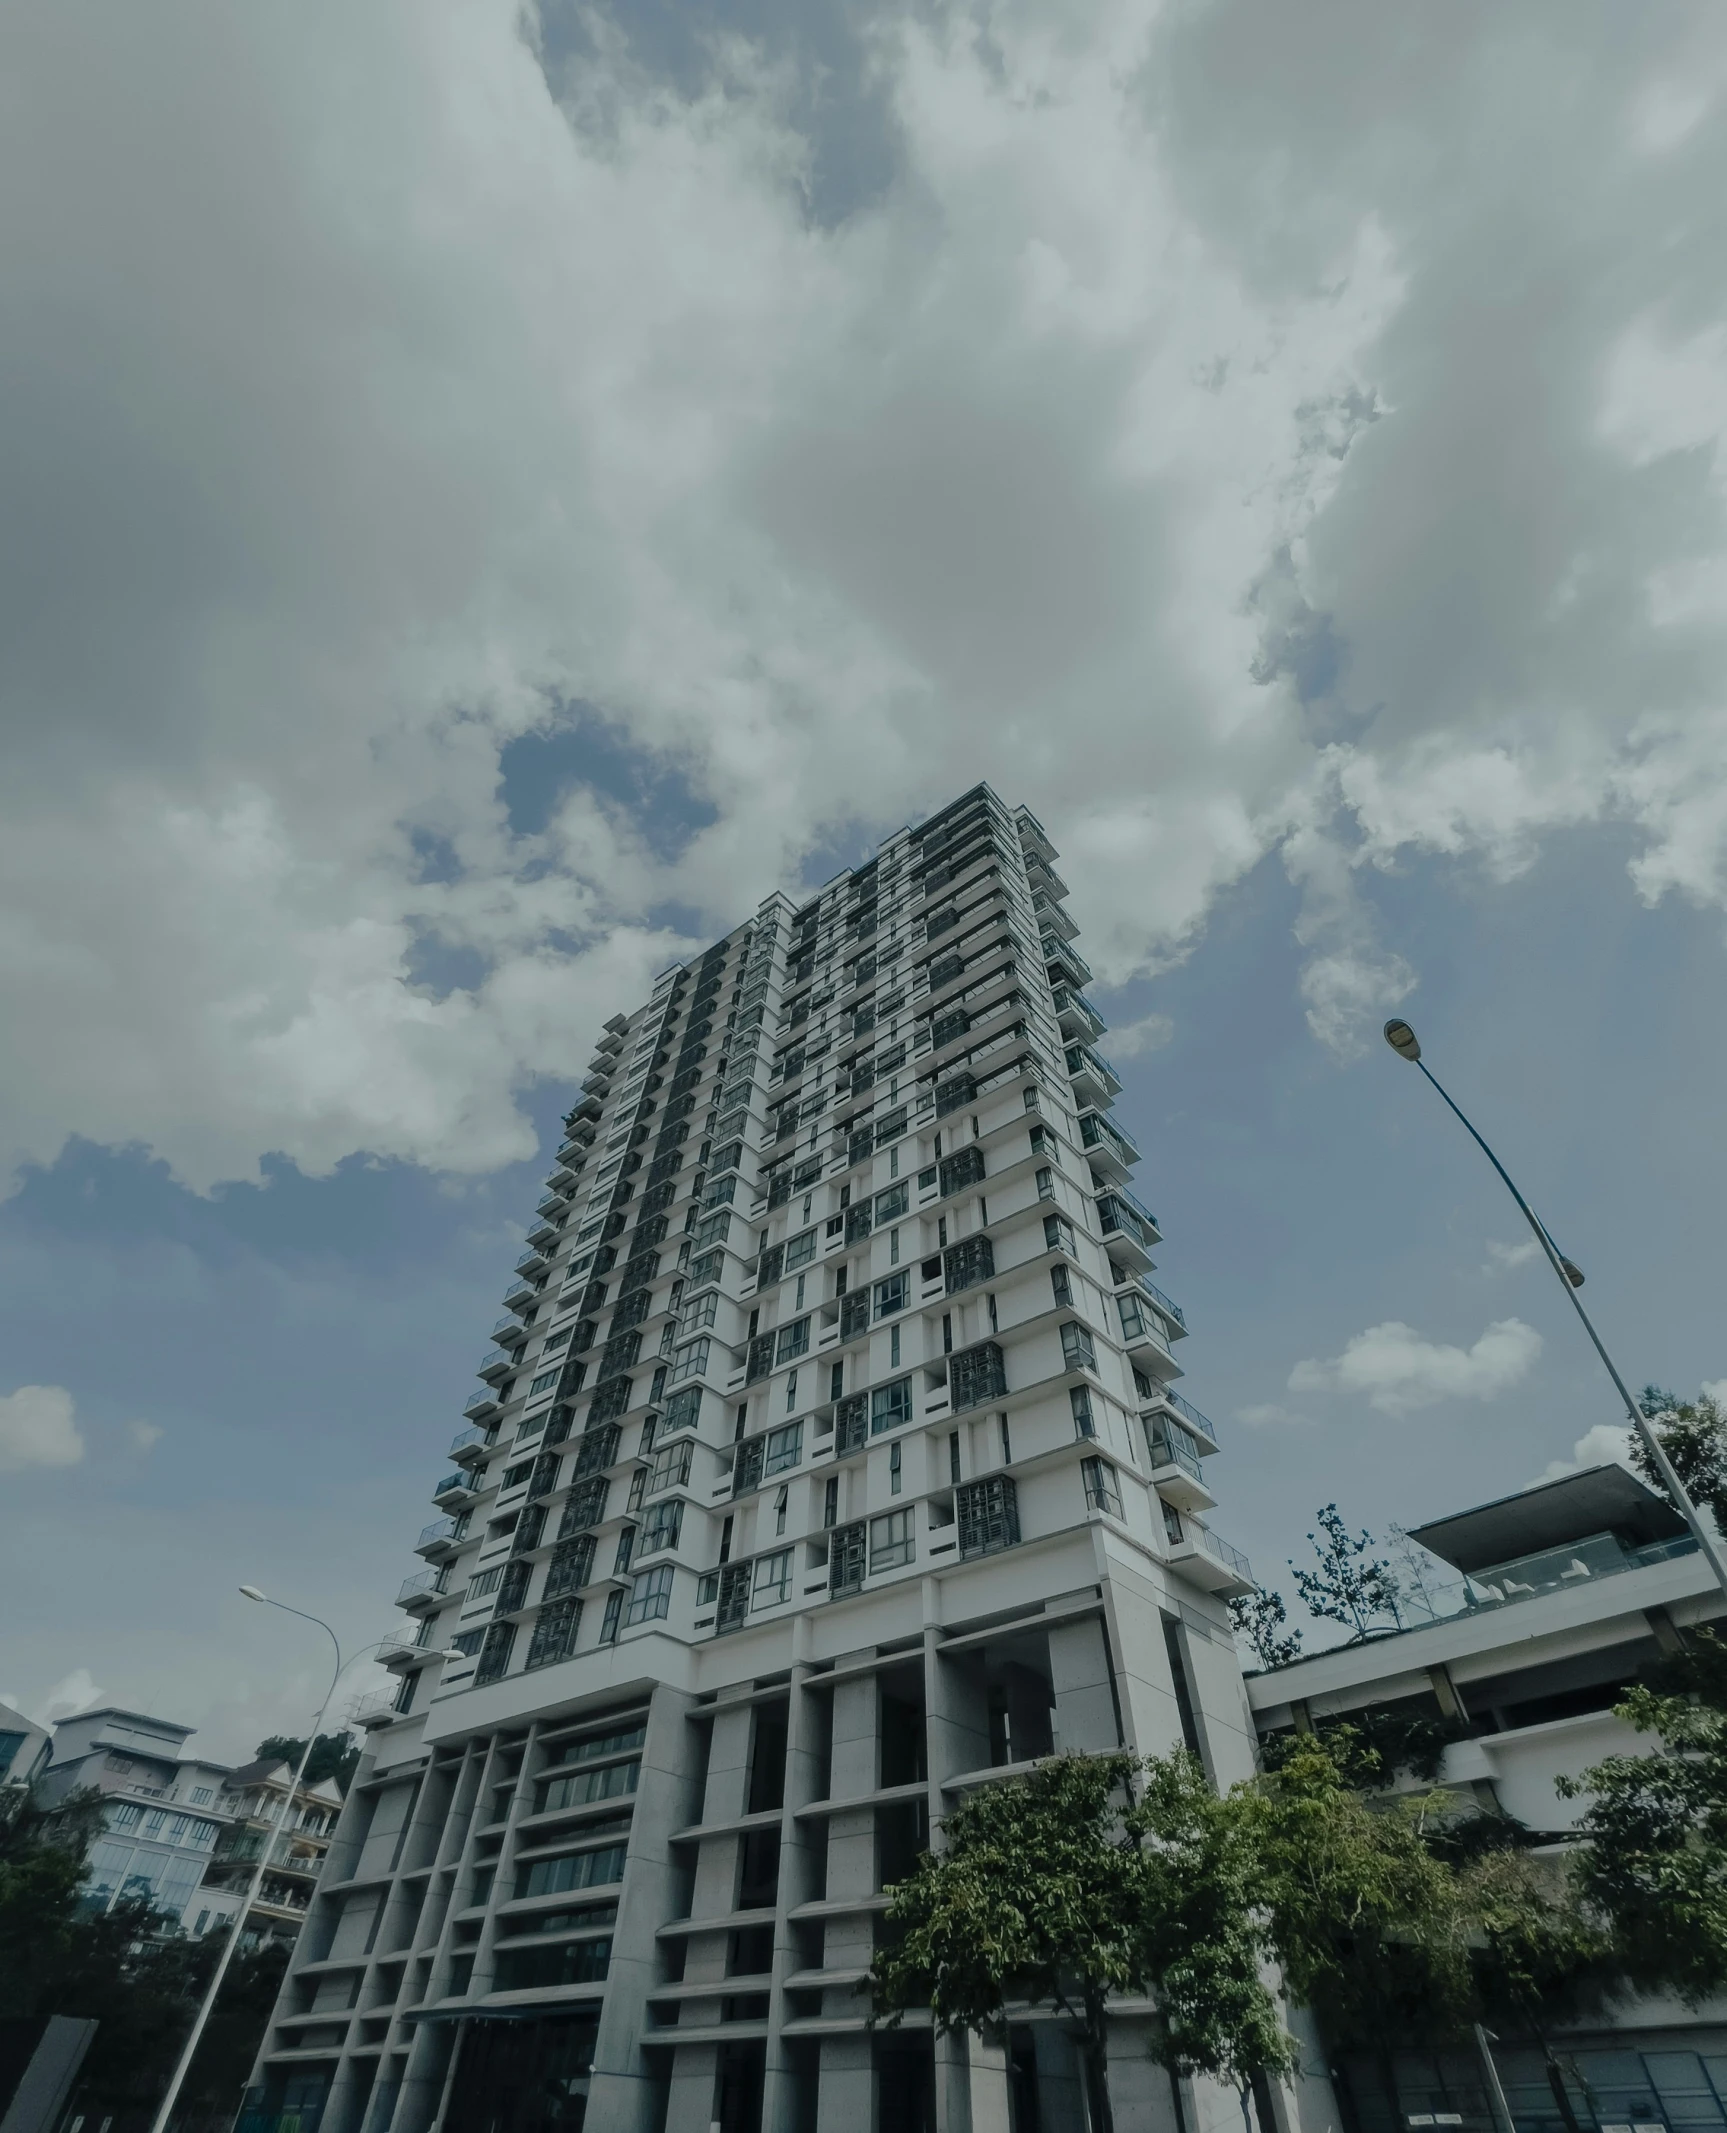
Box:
[1382,1017,1727,1601]
[149,1594,463,2133]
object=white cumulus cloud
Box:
[1537,1421,1637,1485]
[0,1385,85,1473]
[1289,1318,1543,1417]
[1483,1239,1541,1275]
[38,1669,104,1724]
[0,3,1724,1187]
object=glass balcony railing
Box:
[1138,1276,1186,1334]
[1189,1524,1254,1583]
[1384,1531,1701,1637]
[1080,1110,1141,1164]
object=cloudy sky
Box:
[3,0,1727,1755]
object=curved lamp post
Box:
[1382,1017,1727,1601]
[149,1594,461,2133]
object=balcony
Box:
[1078,1109,1140,1181]
[1096,1196,1154,1269]
[432,1471,480,1508]
[1042,937,1092,988]
[1034,894,1078,942]
[1146,1423,1216,1515]
[1166,1520,1255,1597]
[537,1190,571,1219]
[460,1388,500,1426]
[1158,1388,1218,1451]
[1050,988,1106,1045]
[415,1517,465,1557]
[397,1569,447,1610]
[377,1630,431,1670]
[503,1277,540,1313]
[515,1246,548,1279]
[525,1219,559,1251]
[350,1688,402,1731]
[547,1161,579,1189]
[477,1349,516,1385]
[493,1312,531,1347]
[1137,1276,1186,1337]
[450,1423,494,1463]
[1065,1044,1121,1106]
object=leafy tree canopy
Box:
[1230,1589,1303,1671]
[1635,1387,1727,1533]
[253,1730,359,1793]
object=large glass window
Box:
[625,1565,675,1626]
[869,1379,913,1435]
[752,1551,793,1608]
[869,1511,915,1572]
[874,1272,909,1319]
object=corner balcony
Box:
[1050,988,1106,1045]
[547,1160,579,1190]
[432,1471,481,1509]
[537,1188,572,1218]
[525,1218,559,1251]
[1043,937,1092,988]
[1078,1108,1140,1182]
[350,1687,404,1731]
[513,1246,548,1280]
[1146,1423,1216,1515]
[415,1517,466,1559]
[477,1349,515,1385]
[1095,1190,1160,1270]
[1166,1519,1254,1597]
[397,1569,447,1610]
[1065,1043,1121,1107]
[493,1312,531,1348]
[461,1388,500,1426]
[1155,1387,1218,1452]
[450,1423,495,1463]
[377,1630,432,1670]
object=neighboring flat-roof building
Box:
[1246,1465,1727,2133]
[0,1700,52,1790]
[41,1707,340,1942]
[247,787,1300,2133]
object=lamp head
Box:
[239,1585,268,1603]
[1560,1257,1585,1289]
[1383,1018,1421,1063]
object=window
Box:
[542,1326,572,1352]
[476,1621,516,1684]
[943,1236,994,1293]
[544,1535,596,1600]
[1044,1213,1077,1257]
[516,1842,628,1901]
[775,1318,810,1364]
[1082,1457,1123,1517]
[1070,1386,1096,1439]
[1050,1264,1073,1307]
[869,1378,913,1435]
[949,1341,1007,1411]
[1035,1167,1055,1201]
[559,1477,609,1535]
[670,1337,710,1384]
[869,1510,915,1572]
[689,1249,723,1285]
[939,1145,985,1195]
[783,1226,817,1271]
[693,1210,731,1249]
[753,1551,793,1608]
[681,1289,719,1334]
[1061,1321,1097,1372]
[1118,1291,1150,1342]
[764,1421,803,1476]
[639,1498,684,1557]
[1162,1499,1184,1545]
[190,1787,214,1807]
[450,1628,487,1657]
[662,1385,703,1434]
[957,1476,1019,1559]
[110,1802,144,1832]
[874,1182,909,1224]
[626,1564,675,1626]
[467,1566,504,1598]
[647,1439,693,1494]
[526,1597,583,1670]
[890,1442,903,1495]
[874,1272,909,1319]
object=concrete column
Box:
[595,1686,702,2133]
[764,1667,819,2133]
[1048,1615,1120,1754]
[821,1669,880,2004]
[663,2040,720,2133]
[816,2032,874,2133]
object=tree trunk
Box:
[1081,1989,1116,2133]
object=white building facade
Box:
[246,786,1284,2133]
[1247,1465,1727,2133]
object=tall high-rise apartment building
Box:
[248,785,1262,2133]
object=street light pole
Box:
[149,1598,462,2133]
[1382,1018,1727,1603]
[148,1593,342,2133]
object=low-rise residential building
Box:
[1247,1464,1727,2133]
[0,1700,52,1790]
[39,1707,341,1943]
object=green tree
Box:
[1230,1590,1303,1670]
[870,1754,1292,2133]
[1634,1388,1727,1532]
[1559,1628,1727,2002]
[254,1730,359,1792]
[1289,1506,1402,1643]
